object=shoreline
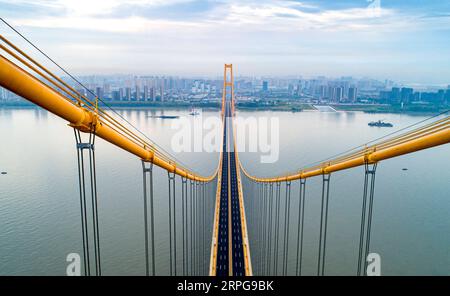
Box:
[1,101,447,116]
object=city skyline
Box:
[3,72,449,108]
[1,0,450,84]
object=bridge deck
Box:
[213,102,248,276]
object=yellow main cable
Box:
[0,53,218,181]
[239,113,450,182]
[0,34,195,170]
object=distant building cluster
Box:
[236,77,450,107]
[236,76,370,103]
[69,75,222,103]
[379,86,450,106]
[1,73,449,109]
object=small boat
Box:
[189,108,200,116]
[1,171,7,175]
[368,120,393,127]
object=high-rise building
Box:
[296,83,301,96]
[327,86,335,101]
[103,83,110,97]
[335,87,343,102]
[112,90,121,101]
[437,89,445,103]
[143,86,149,101]
[390,87,401,103]
[95,86,103,99]
[348,87,358,103]
[318,85,326,99]
[125,87,131,101]
[401,87,413,104]
[119,88,124,101]
[379,91,391,101]
[150,87,155,101]
[135,85,140,100]
[288,84,294,95]
[262,81,268,92]
[445,89,450,102]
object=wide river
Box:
[0,107,449,275]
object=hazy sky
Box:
[1,0,450,84]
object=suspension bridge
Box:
[2,27,450,276]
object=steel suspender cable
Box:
[88,132,101,276]
[167,172,177,276]
[195,180,198,276]
[181,177,187,276]
[274,182,281,275]
[267,183,274,275]
[195,181,199,275]
[190,180,194,276]
[201,182,205,275]
[74,129,89,276]
[203,182,207,275]
[74,128,101,276]
[204,182,207,274]
[318,174,331,276]
[296,179,306,276]
[258,182,262,273]
[142,161,155,276]
[262,183,268,275]
[173,176,177,276]
[257,182,262,274]
[168,173,173,276]
[358,166,369,276]
[364,166,377,274]
[186,178,190,276]
[149,164,156,276]
[358,163,378,276]
[250,180,254,248]
[200,182,203,275]
[199,182,202,274]
[193,180,196,275]
[260,183,265,275]
[255,182,259,274]
[142,163,149,276]
[283,181,292,275]
[199,182,202,275]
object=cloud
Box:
[4,0,399,33]
[1,0,449,83]
[12,15,204,33]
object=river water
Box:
[0,107,449,275]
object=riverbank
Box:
[331,104,448,115]
[1,100,447,115]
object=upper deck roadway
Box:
[215,101,248,276]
